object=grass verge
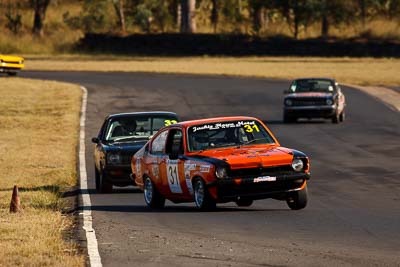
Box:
[25,55,400,86]
[0,78,84,266]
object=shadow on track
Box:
[262,119,328,125]
[79,204,288,213]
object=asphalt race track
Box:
[23,71,400,266]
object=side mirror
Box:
[91,137,100,144]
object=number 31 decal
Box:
[165,120,178,126]
[244,124,260,133]
[166,160,182,193]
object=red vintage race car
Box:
[131,116,310,210]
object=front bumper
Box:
[0,62,24,72]
[284,105,336,118]
[104,165,135,186]
[208,172,310,202]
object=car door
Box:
[163,128,193,201]
[146,129,169,191]
[94,119,108,171]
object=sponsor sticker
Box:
[192,120,256,133]
[152,163,159,180]
[253,176,276,183]
[136,159,141,179]
[200,165,210,173]
[184,161,195,195]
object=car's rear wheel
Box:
[144,176,165,208]
[95,167,113,193]
[286,184,308,210]
[193,178,216,210]
[235,198,253,207]
[283,113,296,123]
[339,110,345,122]
[332,110,340,124]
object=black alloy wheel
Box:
[193,178,216,211]
[144,176,165,208]
[235,198,254,207]
[95,166,113,193]
[286,184,308,210]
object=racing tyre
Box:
[339,110,345,122]
[235,198,253,207]
[332,111,340,124]
[283,113,296,123]
[144,176,165,209]
[286,184,308,210]
[193,178,216,211]
[96,167,113,193]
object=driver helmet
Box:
[193,131,209,150]
[121,119,137,134]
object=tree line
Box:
[2,0,400,39]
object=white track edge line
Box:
[79,86,102,267]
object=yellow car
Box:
[0,54,24,76]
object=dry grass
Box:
[26,55,400,86]
[0,1,83,54]
[0,78,84,266]
[1,0,399,54]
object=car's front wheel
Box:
[286,184,308,210]
[236,198,253,207]
[283,113,296,123]
[193,178,216,210]
[144,176,165,208]
[95,167,113,193]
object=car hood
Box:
[104,141,146,154]
[286,92,333,98]
[195,145,294,169]
[0,54,24,61]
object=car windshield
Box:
[290,79,335,93]
[187,120,275,152]
[104,115,178,142]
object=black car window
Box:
[291,79,335,93]
[104,115,178,142]
[166,129,183,155]
[151,130,168,155]
[187,120,275,152]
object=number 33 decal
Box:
[166,160,182,193]
[165,120,178,126]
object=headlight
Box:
[291,158,304,172]
[285,99,293,106]
[19,60,24,64]
[215,167,228,179]
[326,99,333,105]
[107,153,121,165]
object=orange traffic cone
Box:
[9,185,21,213]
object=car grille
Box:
[121,153,135,165]
[218,179,303,200]
[229,165,294,178]
[291,98,327,106]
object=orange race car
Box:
[132,116,310,210]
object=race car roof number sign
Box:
[192,120,256,133]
